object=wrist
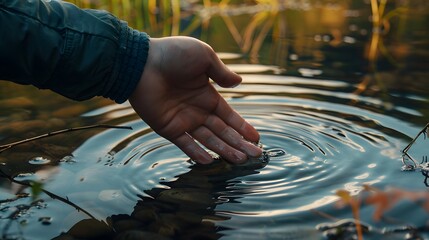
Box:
[105,28,150,103]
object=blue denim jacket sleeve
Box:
[0,0,149,103]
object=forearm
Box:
[0,0,149,103]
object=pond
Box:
[0,0,428,239]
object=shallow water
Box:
[1,1,429,239]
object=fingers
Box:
[191,126,248,163]
[170,117,261,164]
[203,115,262,159]
[206,49,242,88]
[171,125,260,164]
[171,133,214,164]
[202,45,260,147]
[214,97,260,143]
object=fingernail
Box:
[244,142,263,157]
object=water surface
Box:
[0,1,428,239]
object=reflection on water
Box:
[1,74,428,239]
[0,1,429,239]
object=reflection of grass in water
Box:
[356,0,417,97]
[67,1,414,69]
[68,0,206,35]
[65,0,284,65]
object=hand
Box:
[129,36,262,164]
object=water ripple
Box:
[8,74,427,240]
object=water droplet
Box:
[28,157,51,165]
[289,54,299,61]
[314,35,322,42]
[38,216,52,225]
[343,36,356,44]
[16,172,34,178]
[298,68,323,77]
[266,149,286,158]
[60,155,75,163]
[368,163,377,168]
[401,164,415,172]
[420,162,429,171]
[322,35,331,42]
[34,200,47,209]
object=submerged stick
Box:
[0,124,133,154]
[402,123,429,154]
[401,123,429,169]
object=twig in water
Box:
[0,168,96,220]
[0,124,133,154]
[0,124,132,218]
[401,123,429,170]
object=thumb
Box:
[207,51,242,88]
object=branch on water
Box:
[0,124,133,154]
[402,123,429,154]
[401,123,429,169]
[0,124,133,218]
[0,168,96,220]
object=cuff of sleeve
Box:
[104,23,150,103]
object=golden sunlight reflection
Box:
[223,84,350,99]
[282,155,305,167]
[344,182,364,195]
[291,175,314,183]
[298,68,323,77]
[380,148,401,159]
[363,176,385,186]
[217,52,242,60]
[354,172,369,180]
[368,163,377,168]
[105,108,135,119]
[227,64,283,74]
[239,74,349,87]
[258,166,283,175]
[253,196,339,217]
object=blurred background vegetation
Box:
[66,0,427,66]
[64,0,429,96]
